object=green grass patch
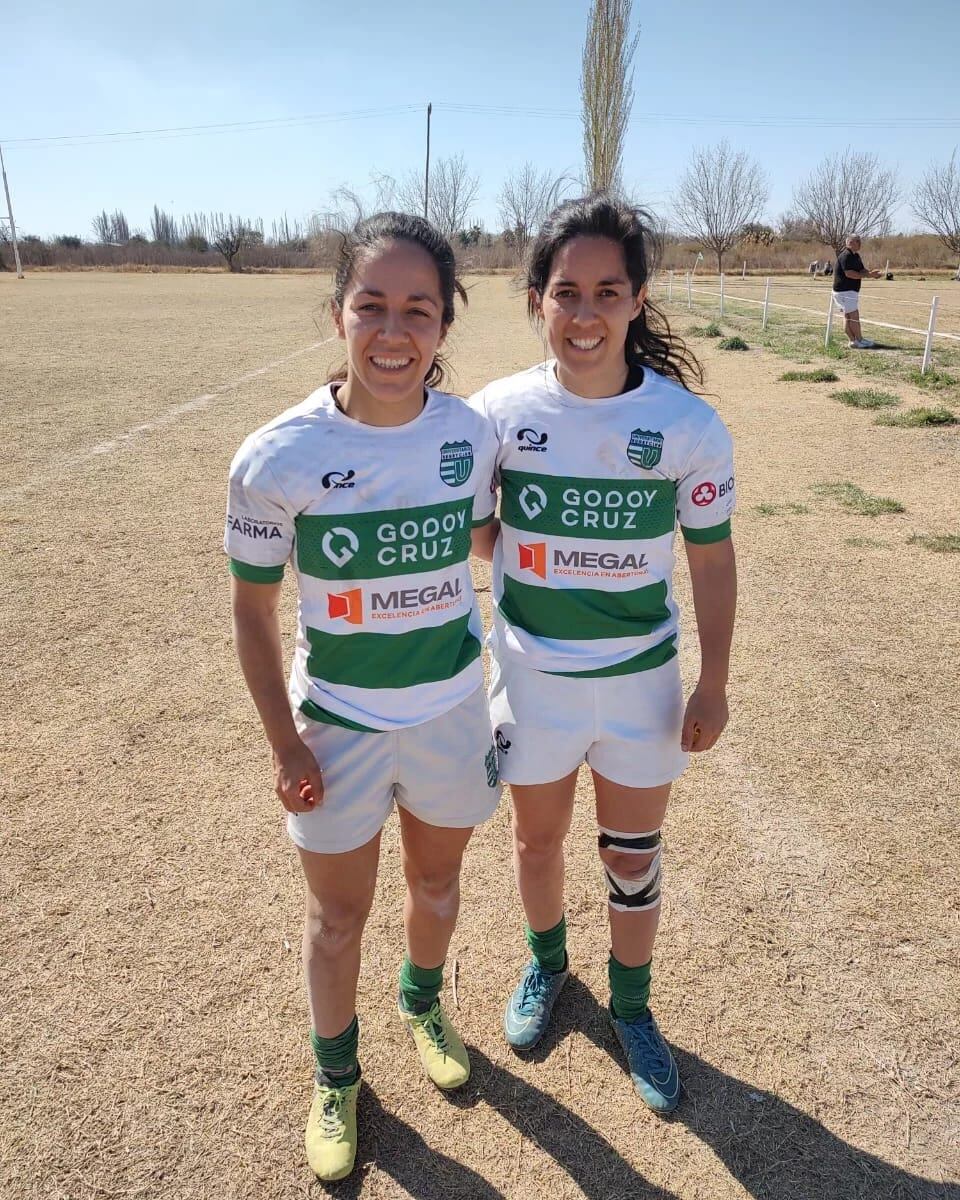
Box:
[718,335,749,351]
[687,321,723,338]
[908,533,960,553]
[779,368,840,382]
[812,482,906,517]
[907,367,959,391]
[845,537,886,548]
[831,388,900,409]
[754,502,810,516]
[875,406,959,427]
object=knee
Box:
[304,897,369,957]
[514,824,565,866]
[406,860,460,907]
[598,830,663,912]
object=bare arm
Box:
[681,537,737,752]
[231,576,324,811]
[470,518,500,562]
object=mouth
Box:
[567,336,604,352]
[370,354,415,372]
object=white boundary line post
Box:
[719,273,725,317]
[921,296,939,374]
[824,289,835,348]
[668,270,674,302]
[686,272,692,310]
[0,145,24,280]
[762,277,771,331]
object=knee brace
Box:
[598,827,662,912]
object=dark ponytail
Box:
[527,193,703,393]
[327,211,467,389]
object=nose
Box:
[379,308,409,342]
[573,296,597,325]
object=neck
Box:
[555,358,629,400]
[336,378,426,427]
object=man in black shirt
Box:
[832,234,881,349]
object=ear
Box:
[631,285,647,321]
[528,286,544,320]
[437,322,450,348]
[331,300,346,340]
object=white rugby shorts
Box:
[832,291,861,315]
[287,686,501,854]
[489,652,688,788]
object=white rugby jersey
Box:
[471,362,735,676]
[225,385,497,731]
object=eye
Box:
[357,302,381,312]
[408,307,432,319]
[598,288,619,298]
[552,288,575,299]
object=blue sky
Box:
[3,0,958,238]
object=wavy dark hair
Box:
[527,193,703,392]
[326,211,466,389]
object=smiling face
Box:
[333,238,447,412]
[533,235,645,398]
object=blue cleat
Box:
[504,957,569,1049]
[609,1006,680,1113]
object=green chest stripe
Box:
[305,615,480,689]
[296,497,473,581]
[501,469,676,541]
[548,634,677,677]
[499,573,670,641]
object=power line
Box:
[5,102,959,151]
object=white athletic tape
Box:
[2,336,336,505]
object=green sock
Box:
[609,955,652,1022]
[399,956,444,1012]
[525,916,567,973]
[310,1015,359,1084]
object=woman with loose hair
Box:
[226,213,500,1180]
[473,193,737,1113]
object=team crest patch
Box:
[484,744,499,788]
[627,429,664,469]
[439,440,474,487]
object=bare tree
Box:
[777,209,820,242]
[498,164,570,260]
[92,209,130,244]
[674,142,768,273]
[913,148,960,258]
[794,149,898,253]
[580,0,639,193]
[397,154,479,237]
[209,213,258,272]
[151,205,178,246]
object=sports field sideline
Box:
[1,270,958,1199]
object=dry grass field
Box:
[1,271,958,1200]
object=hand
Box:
[871,269,882,278]
[681,682,729,753]
[272,739,324,813]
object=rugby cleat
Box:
[504,957,569,1049]
[609,1005,680,1113]
[398,998,470,1089]
[304,1072,360,1181]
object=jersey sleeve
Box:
[224,437,296,582]
[676,413,735,544]
[468,389,500,526]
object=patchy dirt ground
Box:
[1,271,958,1200]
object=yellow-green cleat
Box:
[398,997,471,1089]
[304,1074,360,1181]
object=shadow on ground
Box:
[319,977,955,1200]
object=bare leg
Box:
[398,807,474,969]
[844,308,862,343]
[510,771,579,933]
[298,835,381,1037]
[593,772,672,967]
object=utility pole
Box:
[0,145,24,279]
[423,102,432,222]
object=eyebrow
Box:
[354,288,439,304]
[553,277,628,287]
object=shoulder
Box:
[643,368,722,431]
[469,362,551,422]
[230,387,336,476]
